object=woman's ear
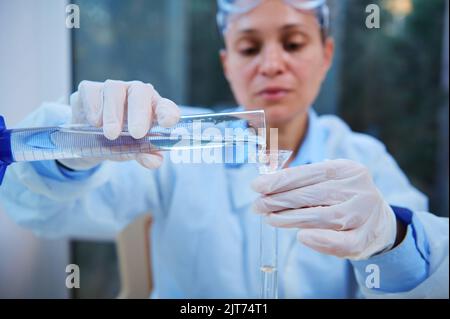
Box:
[322,37,335,74]
[220,49,230,81]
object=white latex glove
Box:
[251,159,398,261]
[58,80,180,171]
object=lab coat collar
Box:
[289,108,326,167]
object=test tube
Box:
[256,150,293,299]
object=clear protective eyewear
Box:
[217,0,329,34]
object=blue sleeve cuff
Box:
[31,160,100,182]
[351,206,430,293]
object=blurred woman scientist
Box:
[0,0,448,298]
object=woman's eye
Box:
[240,47,260,56]
[284,42,304,52]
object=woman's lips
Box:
[257,88,291,101]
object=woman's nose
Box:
[259,46,286,78]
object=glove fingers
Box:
[152,89,180,128]
[78,80,104,127]
[102,80,127,140]
[265,207,338,230]
[264,201,368,231]
[135,153,164,169]
[252,179,349,214]
[107,153,140,162]
[70,92,84,124]
[127,81,153,139]
[297,228,357,258]
[251,159,367,195]
[107,152,163,169]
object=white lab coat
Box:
[0,102,448,298]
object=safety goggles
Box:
[217,0,329,34]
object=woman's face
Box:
[221,0,334,127]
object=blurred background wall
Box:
[339,0,449,218]
[0,0,71,298]
[0,0,448,298]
